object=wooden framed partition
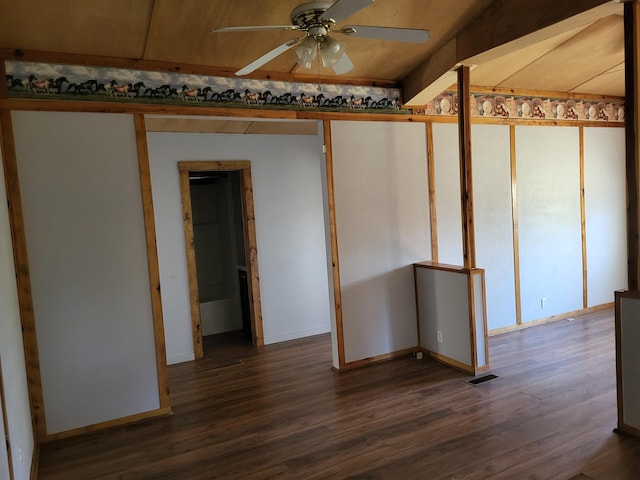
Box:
[414,261,490,375]
[178,160,264,359]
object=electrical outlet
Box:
[541,297,547,309]
[437,330,443,343]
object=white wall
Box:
[147,122,331,363]
[472,124,517,330]
[516,126,583,321]
[12,111,160,434]
[330,121,430,363]
[432,123,463,265]
[584,127,627,305]
[0,134,34,479]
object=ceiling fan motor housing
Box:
[291,1,335,33]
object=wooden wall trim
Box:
[579,126,588,309]
[177,160,264,351]
[426,123,438,262]
[625,1,640,292]
[241,167,264,346]
[29,445,38,480]
[178,170,203,359]
[178,160,251,171]
[0,110,46,441]
[133,114,171,409]
[510,125,523,325]
[334,347,417,372]
[467,273,479,370]
[489,302,613,336]
[615,290,625,434]
[323,120,345,368]
[41,406,172,443]
[0,98,626,129]
[457,66,476,269]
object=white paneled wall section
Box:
[330,120,431,364]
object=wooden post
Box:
[625,0,640,292]
[457,65,476,269]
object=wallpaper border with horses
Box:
[417,90,625,123]
[5,60,405,113]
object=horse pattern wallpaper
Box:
[5,60,405,113]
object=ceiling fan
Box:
[213,0,431,76]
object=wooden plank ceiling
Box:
[0,0,625,102]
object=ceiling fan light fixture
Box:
[295,36,318,69]
[319,36,346,68]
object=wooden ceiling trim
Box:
[403,0,617,105]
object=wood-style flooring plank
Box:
[37,310,640,479]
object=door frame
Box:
[178,161,264,358]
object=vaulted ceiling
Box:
[0,0,625,105]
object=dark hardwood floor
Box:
[38,309,640,479]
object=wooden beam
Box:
[457,66,475,269]
[625,0,639,292]
[403,0,617,105]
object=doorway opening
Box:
[178,161,263,359]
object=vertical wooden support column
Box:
[457,66,476,269]
[625,0,640,292]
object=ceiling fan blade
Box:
[213,25,300,33]
[319,0,374,23]
[235,37,304,76]
[338,25,430,43]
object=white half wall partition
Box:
[11,111,160,435]
[584,127,627,306]
[146,120,331,363]
[516,126,583,322]
[330,120,430,365]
